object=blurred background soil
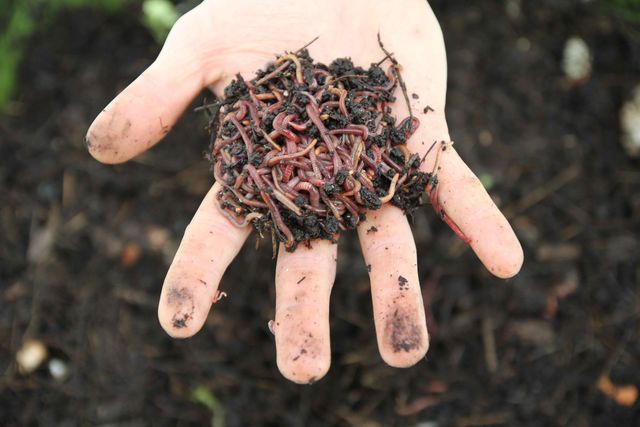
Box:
[1,0,640,426]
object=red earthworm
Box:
[272,188,302,216]
[370,144,382,163]
[238,100,260,125]
[381,151,402,172]
[241,182,256,194]
[231,102,248,121]
[350,136,364,169]
[328,86,348,117]
[283,160,312,170]
[379,173,399,203]
[282,164,294,183]
[265,100,283,113]
[234,172,247,190]
[216,202,248,227]
[305,206,329,215]
[271,112,300,142]
[354,90,379,99]
[397,116,420,138]
[396,145,412,165]
[230,188,268,209]
[296,168,307,181]
[357,170,375,192]
[274,184,300,201]
[213,136,238,152]
[247,164,295,246]
[370,115,384,136]
[244,164,265,190]
[270,199,295,248]
[320,192,341,219]
[296,90,317,101]
[329,127,365,138]
[258,128,282,151]
[246,84,262,107]
[276,54,304,84]
[282,114,298,128]
[336,194,360,219]
[256,93,277,101]
[372,67,397,91]
[341,178,360,198]
[271,89,284,102]
[305,103,337,154]
[306,176,325,187]
[255,61,290,86]
[308,147,321,177]
[286,176,300,188]
[267,139,317,166]
[321,101,340,111]
[229,116,254,154]
[350,124,369,140]
[335,146,352,169]
[273,111,287,129]
[280,139,299,182]
[359,153,378,171]
[314,153,332,178]
[221,150,234,166]
[288,120,308,131]
[429,186,472,244]
[294,182,320,208]
[354,189,364,205]
[213,159,230,186]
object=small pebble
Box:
[48,358,70,381]
[16,339,48,373]
[562,36,592,83]
[620,85,640,158]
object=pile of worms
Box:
[204,47,456,251]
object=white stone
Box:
[16,340,48,373]
[621,85,640,157]
[562,36,592,83]
[48,358,70,381]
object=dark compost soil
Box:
[1,1,640,426]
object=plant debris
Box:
[204,47,441,251]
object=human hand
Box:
[86,0,523,383]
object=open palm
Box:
[87,0,523,384]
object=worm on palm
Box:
[207,47,459,251]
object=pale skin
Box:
[86,0,523,383]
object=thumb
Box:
[86,6,219,164]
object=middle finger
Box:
[273,239,337,384]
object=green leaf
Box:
[191,385,226,427]
[142,0,179,43]
[603,0,640,22]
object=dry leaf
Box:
[597,375,638,407]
